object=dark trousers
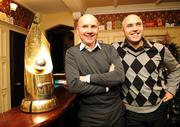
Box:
[80,111,125,127]
[79,105,126,127]
[125,103,168,127]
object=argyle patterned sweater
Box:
[113,39,179,113]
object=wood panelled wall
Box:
[0,21,11,113]
[0,20,27,113]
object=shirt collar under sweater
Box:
[122,37,152,52]
[80,41,101,52]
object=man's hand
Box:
[109,64,115,72]
[162,91,173,102]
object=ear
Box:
[121,27,124,32]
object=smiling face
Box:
[122,14,144,46]
[76,14,99,48]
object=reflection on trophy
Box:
[20,22,58,113]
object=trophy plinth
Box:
[21,96,57,113]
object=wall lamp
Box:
[10,2,18,11]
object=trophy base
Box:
[20,96,58,113]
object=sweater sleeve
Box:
[163,47,180,95]
[65,48,106,95]
[90,45,125,86]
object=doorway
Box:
[10,30,26,108]
[46,25,74,74]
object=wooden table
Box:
[0,87,77,127]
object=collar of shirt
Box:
[122,37,151,51]
[80,41,102,52]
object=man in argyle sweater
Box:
[113,14,180,127]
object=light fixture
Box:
[10,2,18,11]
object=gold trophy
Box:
[20,22,58,113]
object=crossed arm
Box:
[65,49,107,95]
[65,47,125,96]
[80,64,115,82]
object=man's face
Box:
[122,15,144,44]
[76,15,99,47]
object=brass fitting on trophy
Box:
[20,23,58,113]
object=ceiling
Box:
[13,0,180,14]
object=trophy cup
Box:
[20,22,58,113]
